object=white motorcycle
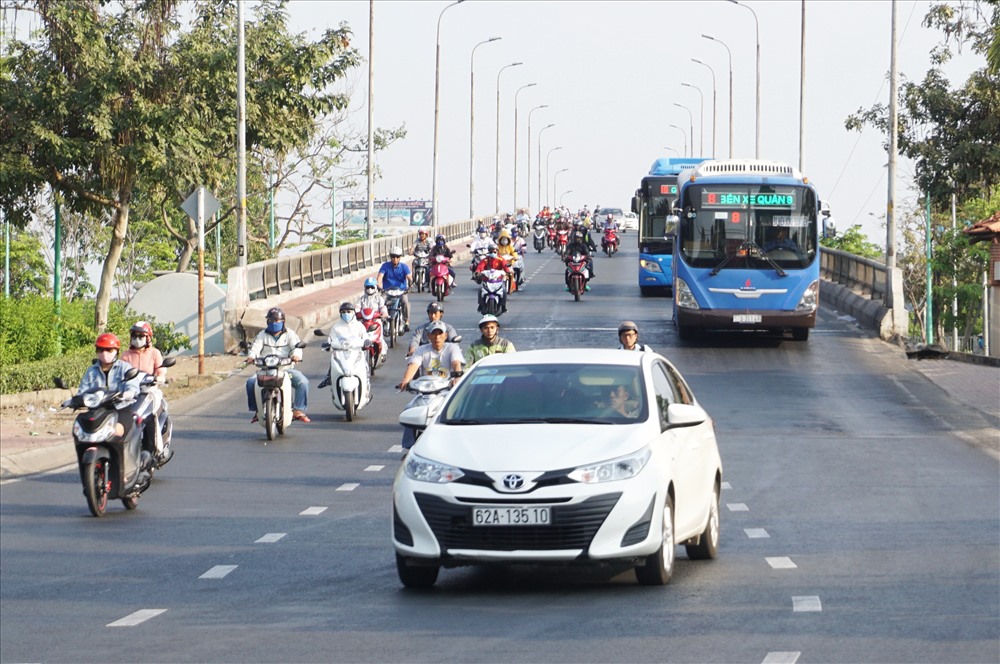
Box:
[314,328,372,421]
[249,342,307,442]
[477,267,508,316]
[398,375,453,450]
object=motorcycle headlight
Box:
[569,447,651,484]
[73,417,116,442]
[795,279,820,312]
[404,453,465,484]
[82,391,106,409]
[264,355,280,368]
[639,259,662,274]
[675,278,700,310]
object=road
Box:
[2,242,997,664]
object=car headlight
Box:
[73,418,116,442]
[404,453,465,483]
[639,259,663,274]
[795,279,819,312]
[675,278,700,309]
[568,447,651,484]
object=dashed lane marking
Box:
[336,483,360,491]
[255,533,286,543]
[199,565,238,580]
[364,465,385,472]
[387,445,404,454]
[721,481,732,490]
[762,652,801,664]
[767,557,798,569]
[744,528,770,538]
[300,506,328,515]
[727,503,749,512]
[792,596,822,612]
[107,609,167,627]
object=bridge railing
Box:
[819,247,887,302]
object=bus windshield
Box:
[678,184,817,270]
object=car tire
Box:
[685,483,720,560]
[396,553,439,589]
[635,494,675,586]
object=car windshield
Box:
[441,363,647,424]
[600,208,623,218]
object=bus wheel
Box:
[640,286,655,298]
[792,327,809,341]
[677,325,695,342]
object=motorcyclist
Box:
[356,277,388,321]
[429,233,457,288]
[410,229,433,288]
[474,245,511,313]
[464,314,516,366]
[603,213,619,232]
[496,230,517,264]
[318,302,371,389]
[120,321,169,460]
[407,301,459,357]
[78,333,142,396]
[397,320,464,393]
[509,228,527,286]
[565,221,597,284]
[376,246,412,331]
[469,226,494,274]
[358,306,387,368]
[617,320,652,352]
[245,307,310,423]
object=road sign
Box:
[181,186,221,221]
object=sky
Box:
[284,0,984,246]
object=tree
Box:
[0,228,50,297]
[820,225,883,260]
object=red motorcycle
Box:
[429,254,453,302]
[555,229,569,257]
[564,251,590,301]
[602,228,619,257]
[546,225,557,249]
[357,307,386,375]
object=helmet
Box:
[435,234,446,243]
[487,244,498,256]
[389,246,403,258]
[95,333,121,351]
[360,306,376,322]
[505,212,513,219]
[130,321,153,338]
[426,301,444,314]
[364,277,377,289]
[418,228,428,237]
[266,307,285,323]
[617,320,638,336]
[607,214,614,221]
[339,301,356,314]
[510,228,519,238]
[478,314,500,328]
[477,226,487,234]
[492,215,500,222]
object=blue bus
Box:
[631,157,707,296]
[672,159,830,342]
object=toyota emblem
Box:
[502,473,525,490]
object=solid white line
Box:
[762,652,801,664]
[255,533,286,543]
[107,609,167,627]
[727,503,749,512]
[336,483,360,491]
[300,506,327,515]
[792,596,822,612]
[767,557,798,569]
[744,528,770,538]
[364,465,385,472]
[199,565,238,580]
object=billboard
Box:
[343,200,433,228]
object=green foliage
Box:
[0,229,51,296]
[0,346,95,395]
[820,225,884,260]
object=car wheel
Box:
[635,494,674,586]
[685,483,720,560]
[396,553,439,588]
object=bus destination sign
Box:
[701,191,796,208]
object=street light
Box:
[691,58,717,157]
[495,62,522,215]
[559,189,573,207]
[680,83,704,156]
[545,146,562,207]
[470,36,501,219]
[668,123,688,158]
[728,0,760,158]
[554,168,569,207]
[662,145,679,157]
[526,104,548,212]
[537,123,555,211]
[513,82,537,214]
[702,33,733,158]
[432,0,465,230]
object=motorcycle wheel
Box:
[387,315,397,348]
[344,389,357,422]
[83,460,108,517]
[368,350,377,376]
[434,282,445,302]
[264,398,277,441]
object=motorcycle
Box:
[565,251,591,301]
[314,328,372,422]
[477,267,508,316]
[54,372,153,517]
[602,228,620,257]
[546,225,557,249]
[383,288,407,349]
[357,311,387,375]
[398,374,454,451]
[512,248,526,286]
[412,247,430,293]
[468,245,489,275]
[131,356,178,470]
[555,228,570,257]
[248,341,308,441]
[429,254,453,302]
[532,225,547,252]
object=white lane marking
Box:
[721,481,732,490]
[762,652,801,664]
[727,503,749,512]
[792,596,822,612]
[300,506,328,515]
[199,565,238,579]
[364,465,385,472]
[767,557,798,569]
[336,483,360,491]
[387,444,404,453]
[107,609,167,627]
[744,528,770,538]
[255,533,286,543]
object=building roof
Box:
[962,211,1000,244]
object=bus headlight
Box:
[639,259,663,274]
[795,280,819,312]
[675,278,700,309]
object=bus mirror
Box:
[664,215,680,237]
[819,200,831,216]
[823,216,837,239]
[631,196,639,214]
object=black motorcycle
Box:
[55,371,154,517]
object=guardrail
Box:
[819,246,887,303]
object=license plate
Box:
[472,505,551,526]
[733,314,762,324]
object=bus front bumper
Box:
[676,308,816,331]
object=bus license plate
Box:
[473,506,551,526]
[733,314,762,324]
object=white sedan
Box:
[392,348,723,588]
[621,211,639,231]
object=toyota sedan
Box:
[392,348,723,588]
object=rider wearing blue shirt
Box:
[377,246,413,331]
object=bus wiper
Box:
[709,242,746,276]
[709,241,786,277]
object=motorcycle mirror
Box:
[53,377,68,390]
[161,356,177,368]
[124,367,141,381]
[449,335,463,343]
[295,341,308,349]
[238,340,249,352]
[314,329,326,337]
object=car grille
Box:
[414,492,621,552]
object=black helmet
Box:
[339,301,355,314]
[266,307,285,322]
[427,301,444,314]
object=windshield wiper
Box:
[710,240,786,277]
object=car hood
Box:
[413,422,652,471]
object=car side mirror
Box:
[399,406,430,428]
[661,403,707,432]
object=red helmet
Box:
[360,306,377,322]
[130,321,153,338]
[95,333,121,351]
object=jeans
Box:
[246,368,309,413]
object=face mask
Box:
[130,336,147,349]
[365,287,376,295]
[267,321,283,334]
[340,312,353,323]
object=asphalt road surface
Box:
[2,243,997,664]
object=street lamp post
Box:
[526,104,548,213]
[691,58,717,157]
[668,123,688,158]
[495,62,522,215]
[559,189,573,207]
[728,0,760,157]
[545,146,562,207]
[554,168,569,207]
[537,123,555,211]
[680,83,704,156]
[432,0,464,231]
[662,146,679,157]
[470,36,501,219]
[513,83,537,214]
[702,33,733,158]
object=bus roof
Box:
[648,157,709,176]
[676,159,812,189]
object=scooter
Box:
[429,254,453,303]
[477,267,508,316]
[54,372,153,517]
[383,289,407,349]
[249,341,307,441]
[532,225,547,252]
[412,247,430,293]
[565,251,591,301]
[398,374,454,450]
[546,225,557,249]
[555,228,569,257]
[131,356,177,470]
[602,228,620,257]
[314,328,372,422]
[357,310,387,375]
[511,248,526,287]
